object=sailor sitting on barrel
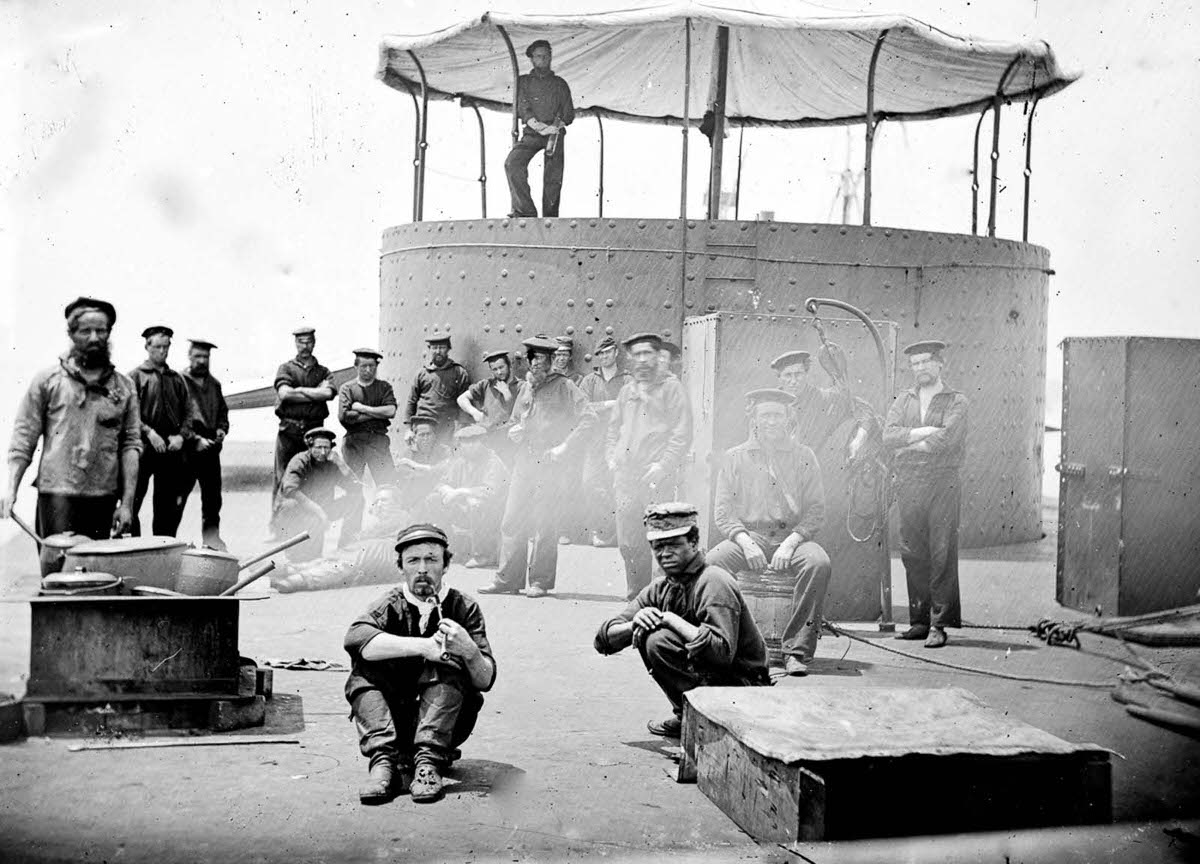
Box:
[706,388,832,677]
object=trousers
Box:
[613,470,677,600]
[341,431,394,538]
[504,132,565,218]
[896,471,962,629]
[180,447,224,548]
[495,450,569,590]
[349,665,482,769]
[637,629,769,718]
[131,448,187,536]
[581,449,616,542]
[706,536,832,660]
[273,423,311,508]
[273,495,361,562]
[36,492,116,540]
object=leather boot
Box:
[358,758,396,805]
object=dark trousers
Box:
[504,132,565,217]
[896,471,962,629]
[36,492,116,540]
[342,431,394,538]
[638,629,767,718]
[349,666,483,769]
[706,536,832,660]
[613,470,677,600]
[131,448,187,536]
[273,424,310,508]
[180,448,223,548]
[495,450,568,590]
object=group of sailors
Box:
[1,294,968,808]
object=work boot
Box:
[924,627,948,649]
[478,581,521,595]
[410,762,444,803]
[894,624,930,641]
[525,584,549,598]
[784,656,809,676]
[359,758,397,805]
[647,715,682,738]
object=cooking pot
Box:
[175,533,308,596]
[62,536,188,591]
[38,531,93,577]
[39,567,124,596]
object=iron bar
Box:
[408,50,430,222]
[596,113,605,217]
[863,29,889,227]
[988,55,1025,238]
[495,25,521,146]
[707,25,730,220]
[408,88,422,224]
[733,125,744,220]
[467,102,487,218]
[1022,95,1040,243]
[680,17,692,220]
[970,105,991,235]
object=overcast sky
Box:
[3,0,1198,444]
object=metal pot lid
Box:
[68,536,190,555]
[41,531,91,549]
[180,546,239,561]
[43,568,121,588]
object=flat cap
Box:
[352,347,383,360]
[644,502,699,541]
[745,387,795,407]
[526,39,551,57]
[622,332,663,350]
[770,350,811,371]
[408,415,439,428]
[593,335,618,353]
[660,340,681,358]
[188,338,218,350]
[64,297,117,326]
[394,523,449,552]
[454,424,488,440]
[482,348,510,363]
[522,335,559,355]
[424,334,452,345]
[554,336,574,349]
[303,427,336,443]
[141,325,174,340]
[292,326,316,336]
[903,339,947,356]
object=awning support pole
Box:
[1022,95,1040,243]
[988,55,1024,238]
[707,25,730,220]
[496,25,521,146]
[408,51,430,222]
[408,88,422,224]
[970,105,991,235]
[733,125,744,220]
[467,102,487,218]
[680,18,692,220]
[862,29,889,227]
[596,113,606,217]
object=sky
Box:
[3,0,1198,447]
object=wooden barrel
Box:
[737,572,795,667]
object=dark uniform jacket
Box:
[713,435,826,543]
[129,362,197,440]
[274,356,332,426]
[405,360,470,430]
[338,379,397,436]
[883,385,969,476]
[343,586,496,701]
[463,375,520,430]
[279,452,359,510]
[510,372,597,455]
[605,372,692,477]
[517,69,574,131]
[594,551,769,682]
[181,370,229,446]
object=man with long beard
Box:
[2,297,141,539]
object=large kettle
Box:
[8,512,93,576]
[175,533,309,596]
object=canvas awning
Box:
[376,1,1079,128]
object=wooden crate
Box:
[679,686,1110,842]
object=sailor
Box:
[403,335,470,446]
[338,347,398,486]
[273,427,363,560]
[551,335,584,544]
[273,326,336,506]
[882,340,969,649]
[504,39,574,218]
[593,503,771,739]
[428,425,510,569]
[129,325,199,537]
[2,297,141,539]
[478,335,596,597]
[344,523,497,805]
[606,332,693,600]
[456,348,521,465]
[577,335,631,546]
[707,388,831,676]
[180,338,230,550]
[396,416,452,509]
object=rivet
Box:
[740,223,749,232]
[499,298,507,306]
[516,297,524,305]
[584,352,593,361]
[707,304,716,311]
[570,220,578,228]
[483,325,491,332]
[686,274,695,282]
[585,326,594,334]
[688,221,696,229]
[811,226,819,233]
[566,326,575,335]
[839,227,847,235]
[589,219,597,227]
[502,218,510,227]
[484,297,492,306]
[637,220,646,228]
[586,298,595,307]
[665,252,674,259]
[567,299,575,307]
[605,299,614,307]
[588,273,595,280]
[433,298,440,306]
[685,301,694,308]
[608,221,617,228]
[445,298,452,306]
[498,324,506,332]
[501,269,509,278]
[625,273,633,280]
[788,278,796,286]
[588,251,597,258]
[663,301,672,309]
[605,326,614,335]
[545,219,553,228]
[515,324,523,333]
[518,219,527,228]
[788,304,797,312]
[460,271,466,279]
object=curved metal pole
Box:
[863,29,889,227]
[1022,95,1040,243]
[467,102,487,218]
[407,51,430,222]
[680,17,692,220]
[970,105,991,235]
[988,55,1025,238]
[804,297,889,413]
[495,25,521,146]
[596,113,606,217]
[408,88,422,224]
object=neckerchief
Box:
[402,583,447,634]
